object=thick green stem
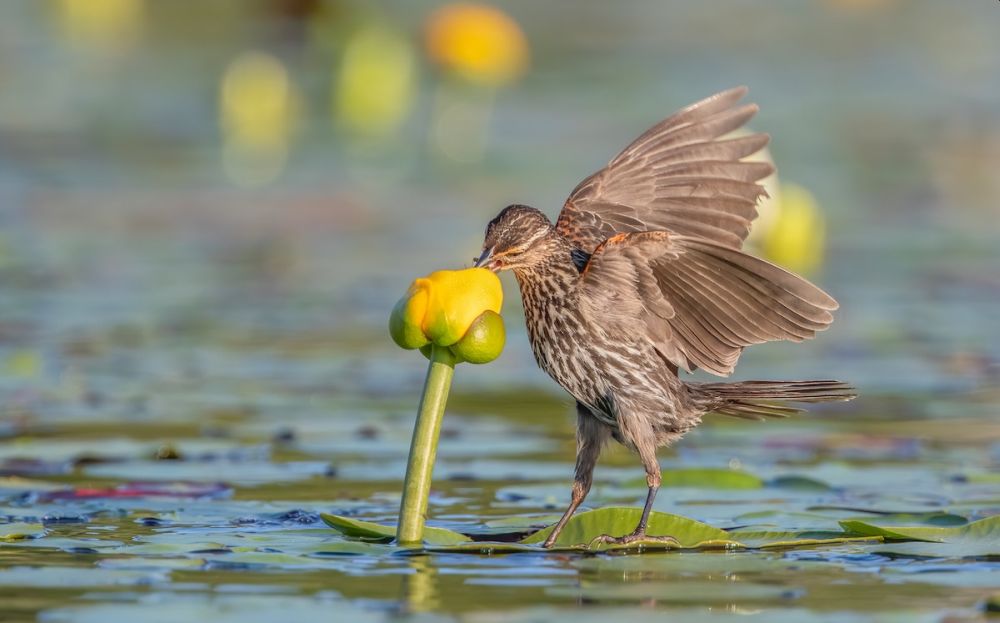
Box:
[397,344,456,544]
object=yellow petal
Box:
[389,281,430,350]
[421,268,502,346]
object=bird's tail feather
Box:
[688,380,856,420]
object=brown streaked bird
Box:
[474,87,855,548]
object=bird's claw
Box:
[587,531,680,549]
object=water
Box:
[2,1,999,621]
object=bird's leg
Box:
[542,404,608,548]
[590,443,679,548]
[542,478,590,549]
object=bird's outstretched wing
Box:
[579,231,837,377]
[556,87,773,254]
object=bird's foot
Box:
[587,530,679,549]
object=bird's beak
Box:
[474,247,495,270]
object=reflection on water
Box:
[1,1,999,622]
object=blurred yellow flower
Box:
[5,350,41,378]
[425,3,529,86]
[335,26,417,137]
[220,52,297,149]
[57,0,143,50]
[219,51,300,186]
[390,268,505,364]
[761,182,826,276]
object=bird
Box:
[473,87,856,548]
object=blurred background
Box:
[1,1,999,620]
[2,0,998,402]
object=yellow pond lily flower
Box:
[425,3,528,86]
[390,268,505,364]
[761,182,826,276]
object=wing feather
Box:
[579,231,837,377]
[557,87,773,253]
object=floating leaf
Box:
[768,475,833,491]
[520,507,739,550]
[984,592,1000,614]
[811,506,968,526]
[320,513,470,545]
[428,510,881,553]
[0,523,45,542]
[623,468,764,490]
[840,514,1000,557]
[728,528,881,549]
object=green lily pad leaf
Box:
[812,506,968,526]
[623,468,763,490]
[984,592,1000,614]
[1,523,45,542]
[962,472,1000,484]
[727,529,882,549]
[840,514,1000,557]
[320,513,471,545]
[520,507,740,550]
[768,475,833,491]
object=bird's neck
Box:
[512,235,582,304]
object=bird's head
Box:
[475,205,555,272]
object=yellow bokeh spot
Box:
[762,183,826,275]
[219,51,300,186]
[335,27,417,137]
[425,3,529,86]
[6,350,41,378]
[58,0,143,49]
[220,51,297,149]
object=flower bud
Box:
[389,268,504,363]
[449,310,504,364]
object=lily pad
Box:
[324,508,887,554]
[811,506,968,526]
[728,528,882,549]
[320,513,471,545]
[984,592,1000,614]
[520,507,740,550]
[840,514,1000,557]
[0,523,45,541]
[768,475,834,491]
